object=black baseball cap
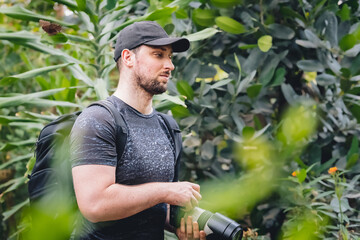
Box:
[114,21,190,62]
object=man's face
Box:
[132,45,174,95]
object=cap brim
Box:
[145,37,190,52]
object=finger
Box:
[191,183,200,192]
[184,202,193,212]
[200,230,206,240]
[191,195,199,207]
[193,222,200,239]
[187,216,193,237]
[185,196,198,211]
[177,228,186,240]
[180,217,186,233]
[192,189,202,201]
[176,228,182,239]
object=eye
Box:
[154,52,163,58]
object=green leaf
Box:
[339,34,357,51]
[2,198,29,221]
[0,153,33,170]
[167,0,192,8]
[316,11,338,47]
[295,40,317,48]
[50,0,78,10]
[192,8,216,27]
[215,16,247,34]
[146,7,178,21]
[234,53,241,75]
[171,105,190,118]
[0,87,79,108]
[0,31,38,42]
[175,9,188,19]
[246,84,262,98]
[183,134,201,147]
[185,28,220,42]
[297,60,324,72]
[75,0,86,11]
[99,13,159,39]
[354,24,360,40]
[0,32,87,69]
[281,83,297,105]
[280,6,305,23]
[0,139,37,152]
[346,136,359,169]
[67,65,93,86]
[242,126,255,139]
[257,35,272,52]
[238,44,257,50]
[271,67,286,86]
[316,73,337,86]
[177,80,194,100]
[23,99,82,108]
[183,59,201,85]
[0,5,78,29]
[10,121,44,130]
[268,24,295,40]
[153,93,186,107]
[210,79,233,90]
[201,140,214,160]
[345,44,360,57]
[338,4,351,21]
[259,51,288,86]
[304,29,324,48]
[198,65,217,78]
[330,197,351,213]
[63,33,93,44]
[297,168,307,183]
[237,70,256,95]
[210,0,241,8]
[42,32,68,44]
[94,78,109,100]
[155,101,177,112]
[106,0,117,10]
[0,115,32,125]
[346,153,359,170]
[0,63,73,86]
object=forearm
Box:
[78,182,168,223]
[72,165,200,223]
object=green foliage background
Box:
[0,0,359,239]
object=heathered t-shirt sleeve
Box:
[70,105,117,167]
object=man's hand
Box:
[176,216,206,240]
[165,182,202,210]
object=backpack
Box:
[28,99,182,205]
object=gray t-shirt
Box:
[70,95,175,239]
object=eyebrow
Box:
[149,46,173,54]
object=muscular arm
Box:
[72,164,201,223]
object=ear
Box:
[121,49,134,67]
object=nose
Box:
[165,58,175,71]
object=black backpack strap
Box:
[158,113,183,229]
[88,100,127,160]
[157,112,182,181]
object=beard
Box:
[134,70,167,95]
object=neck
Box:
[113,75,154,115]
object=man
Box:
[70,21,206,240]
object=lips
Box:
[159,72,171,81]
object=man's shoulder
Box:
[71,103,118,133]
[81,103,114,120]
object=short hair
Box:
[116,47,140,71]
